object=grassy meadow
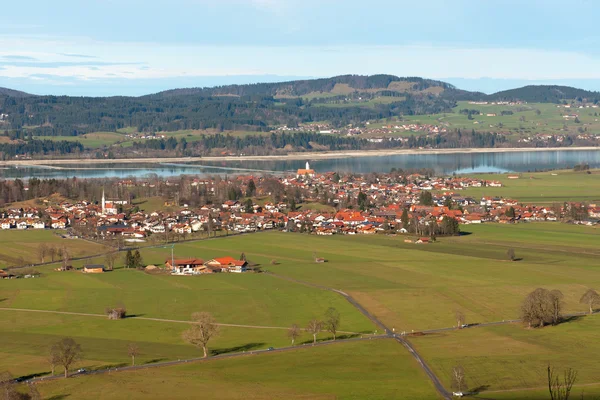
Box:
[457,169,600,204]
[0,230,109,269]
[411,317,600,398]
[35,340,440,400]
[3,223,600,398]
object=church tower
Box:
[306,161,310,170]
[102,189,106,214]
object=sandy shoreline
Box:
[1,146,599,167]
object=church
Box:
[101,189,118,215]
[296,162,315,178]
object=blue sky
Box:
[1,0,600,96]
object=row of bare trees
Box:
[37,244,70,267]
[521,288,600,328]
[289,308,342,345]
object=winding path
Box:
[264,272,452,400]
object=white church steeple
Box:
[101,189,106,214]
[306,161,310,170]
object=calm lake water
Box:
[2,149,600,179]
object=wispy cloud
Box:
[59,53,98,59]
[0,55,39,61]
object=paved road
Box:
[25,335,389,384]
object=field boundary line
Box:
[0,308,360,334]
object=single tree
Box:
[549,289,564,325]
[104,252,118,271]
[124,250,134,269]
[287,324,301,346]
[401,208,409,231]
[47,347,61,375]
[0,371,18,400]
[127,343,140,366]
[239,253,247,262]
[324,307,341,340]
[182,312,220,358]
[51,337,82,378]
[306,319,322,345]
[246,179,256,197]
[521,288,562,328]
[579,289,600,315]
[547,365,577,400]
[61,247,70,271]
[507,248,516,261]
[455,310,466,329]
[133,250,143,269]
[37,243,49,263]
[48,246,57,262]
[244,198,254,214]
[451,365,467,393]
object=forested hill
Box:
[0,87,32,98]
[488,85,600,103]
[150,75,455,98]
[0,75,598,140]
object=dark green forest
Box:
[0,75,598,157]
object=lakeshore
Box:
[1,146,599,167]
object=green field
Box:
[396,101,600,136]
[456,169,600,204]
[412,317,600,398]
[0,230,109,269]
[34,132,126,148]
[3,224,600,398]
[35,340,440,400]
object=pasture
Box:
[3,223,600,398]
[397,101,600,136]
[34,132,125,148]
[412,317,600,398]
[0,230,109,269]
[458,169,600,204]
[35,340,440,400]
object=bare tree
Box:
[580,289,600,315]
[548,365,577,400]
[451,365,467,393]
[51,338,82,378]
[61,247,70,272]
[104,252,118,271]
[37,243,49,263]
[47,348,61,376]
[182,312,220,358]
[549,289,564,325]
[521,288,562,328]
[455,310,466,329]
[306,319,322,345]
[48,246,57,263]
[106,305,127,320]
[127,343,140,366]
[324,307,341,340]
[287,324,301,346]
[507,248,516,261]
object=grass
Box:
[0,230,109,269]
[3,223,600,398]
[34,132,125,149]
[454,169,600,204]
[35,340,440,400]
[411,317,600,398]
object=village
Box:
[0,164,598,243]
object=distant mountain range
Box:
[1,75,599,138]
[2,74,600,103]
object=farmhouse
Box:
[83,264,105,273]
[205,257,248,273]
[167,258,206,275]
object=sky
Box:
[1,0,600,96]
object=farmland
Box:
[454,169,600,204]
[36,340,440,400]
[2,222,600,398]
[0,230,109,269]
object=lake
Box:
[1,149,600,179]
